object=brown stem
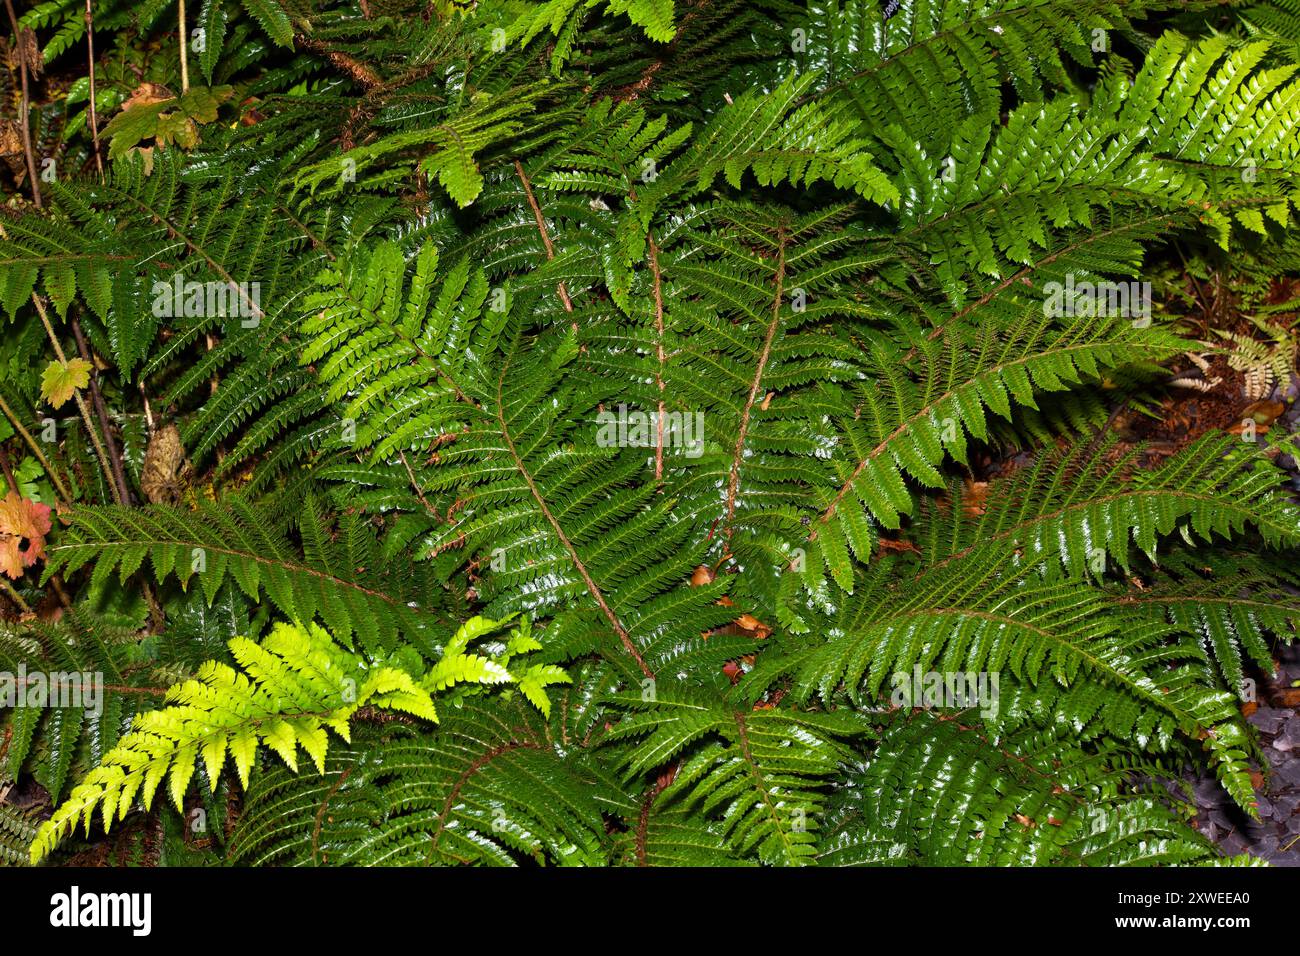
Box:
[311,767,353,864]
[725,239,786,535]
[71,317,133,505]
[427,741,537,862]
[278,202,336,261]
[399,450,436,517]
[648,231,666,483]
[0,577,31,616]
[74,390,118,502]
[112,192,263,321]
[31,295,123,506]
[295,36,382,90]
[3,0,43,208]
[901,217,1177,364]
[514,160,574,314]
[0,445,15,492]
[495,364,652,679]
[48,573,72,608]
[84,0,103,176]
[177,0,189,93]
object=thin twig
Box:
[495,362,653,679]
[0,445,15,492]
[71,316,132,505]
[0,222,74,506]
[294,36,383,90]
[177,0,189,93]
[73,392,113,500]
[48,573,72,608]
[514,160,574,314]
[84,0,103,177]
[648,231,666,483]
[31,295,123,505]
[0,578,31,616]
[3,0,43,207]
[725,238,787,536]
[399,450,436,516]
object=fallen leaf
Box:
[140,423,190,504]
[0,492,52,579]
[121,82,175,112]
[877,537,921,555]
[103,85,234,160]
[19,27,42,79]
[1241,399,1285,426]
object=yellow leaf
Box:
[40,358,93,409]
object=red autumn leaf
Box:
[0,492,53,579]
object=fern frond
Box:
[43,495,443,654]
[30,616,561,863]
[606,688,873,865]
[837,710,1231,866]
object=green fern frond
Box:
[230,695,608,866]
[30,615,562,863]
[837,710,1232,866]
[0,803,42,868]
[43,495,442,654]
[0,610,169,803]
[605,688,873,865]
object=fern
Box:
[7,0,1300,872]
[43,494,441,654]
[0,803,42,867]
[829,710,1235,866]
[30,615,566,863]
[230,697,610,866]
[606,688,873,865]
[0,610,170,803]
